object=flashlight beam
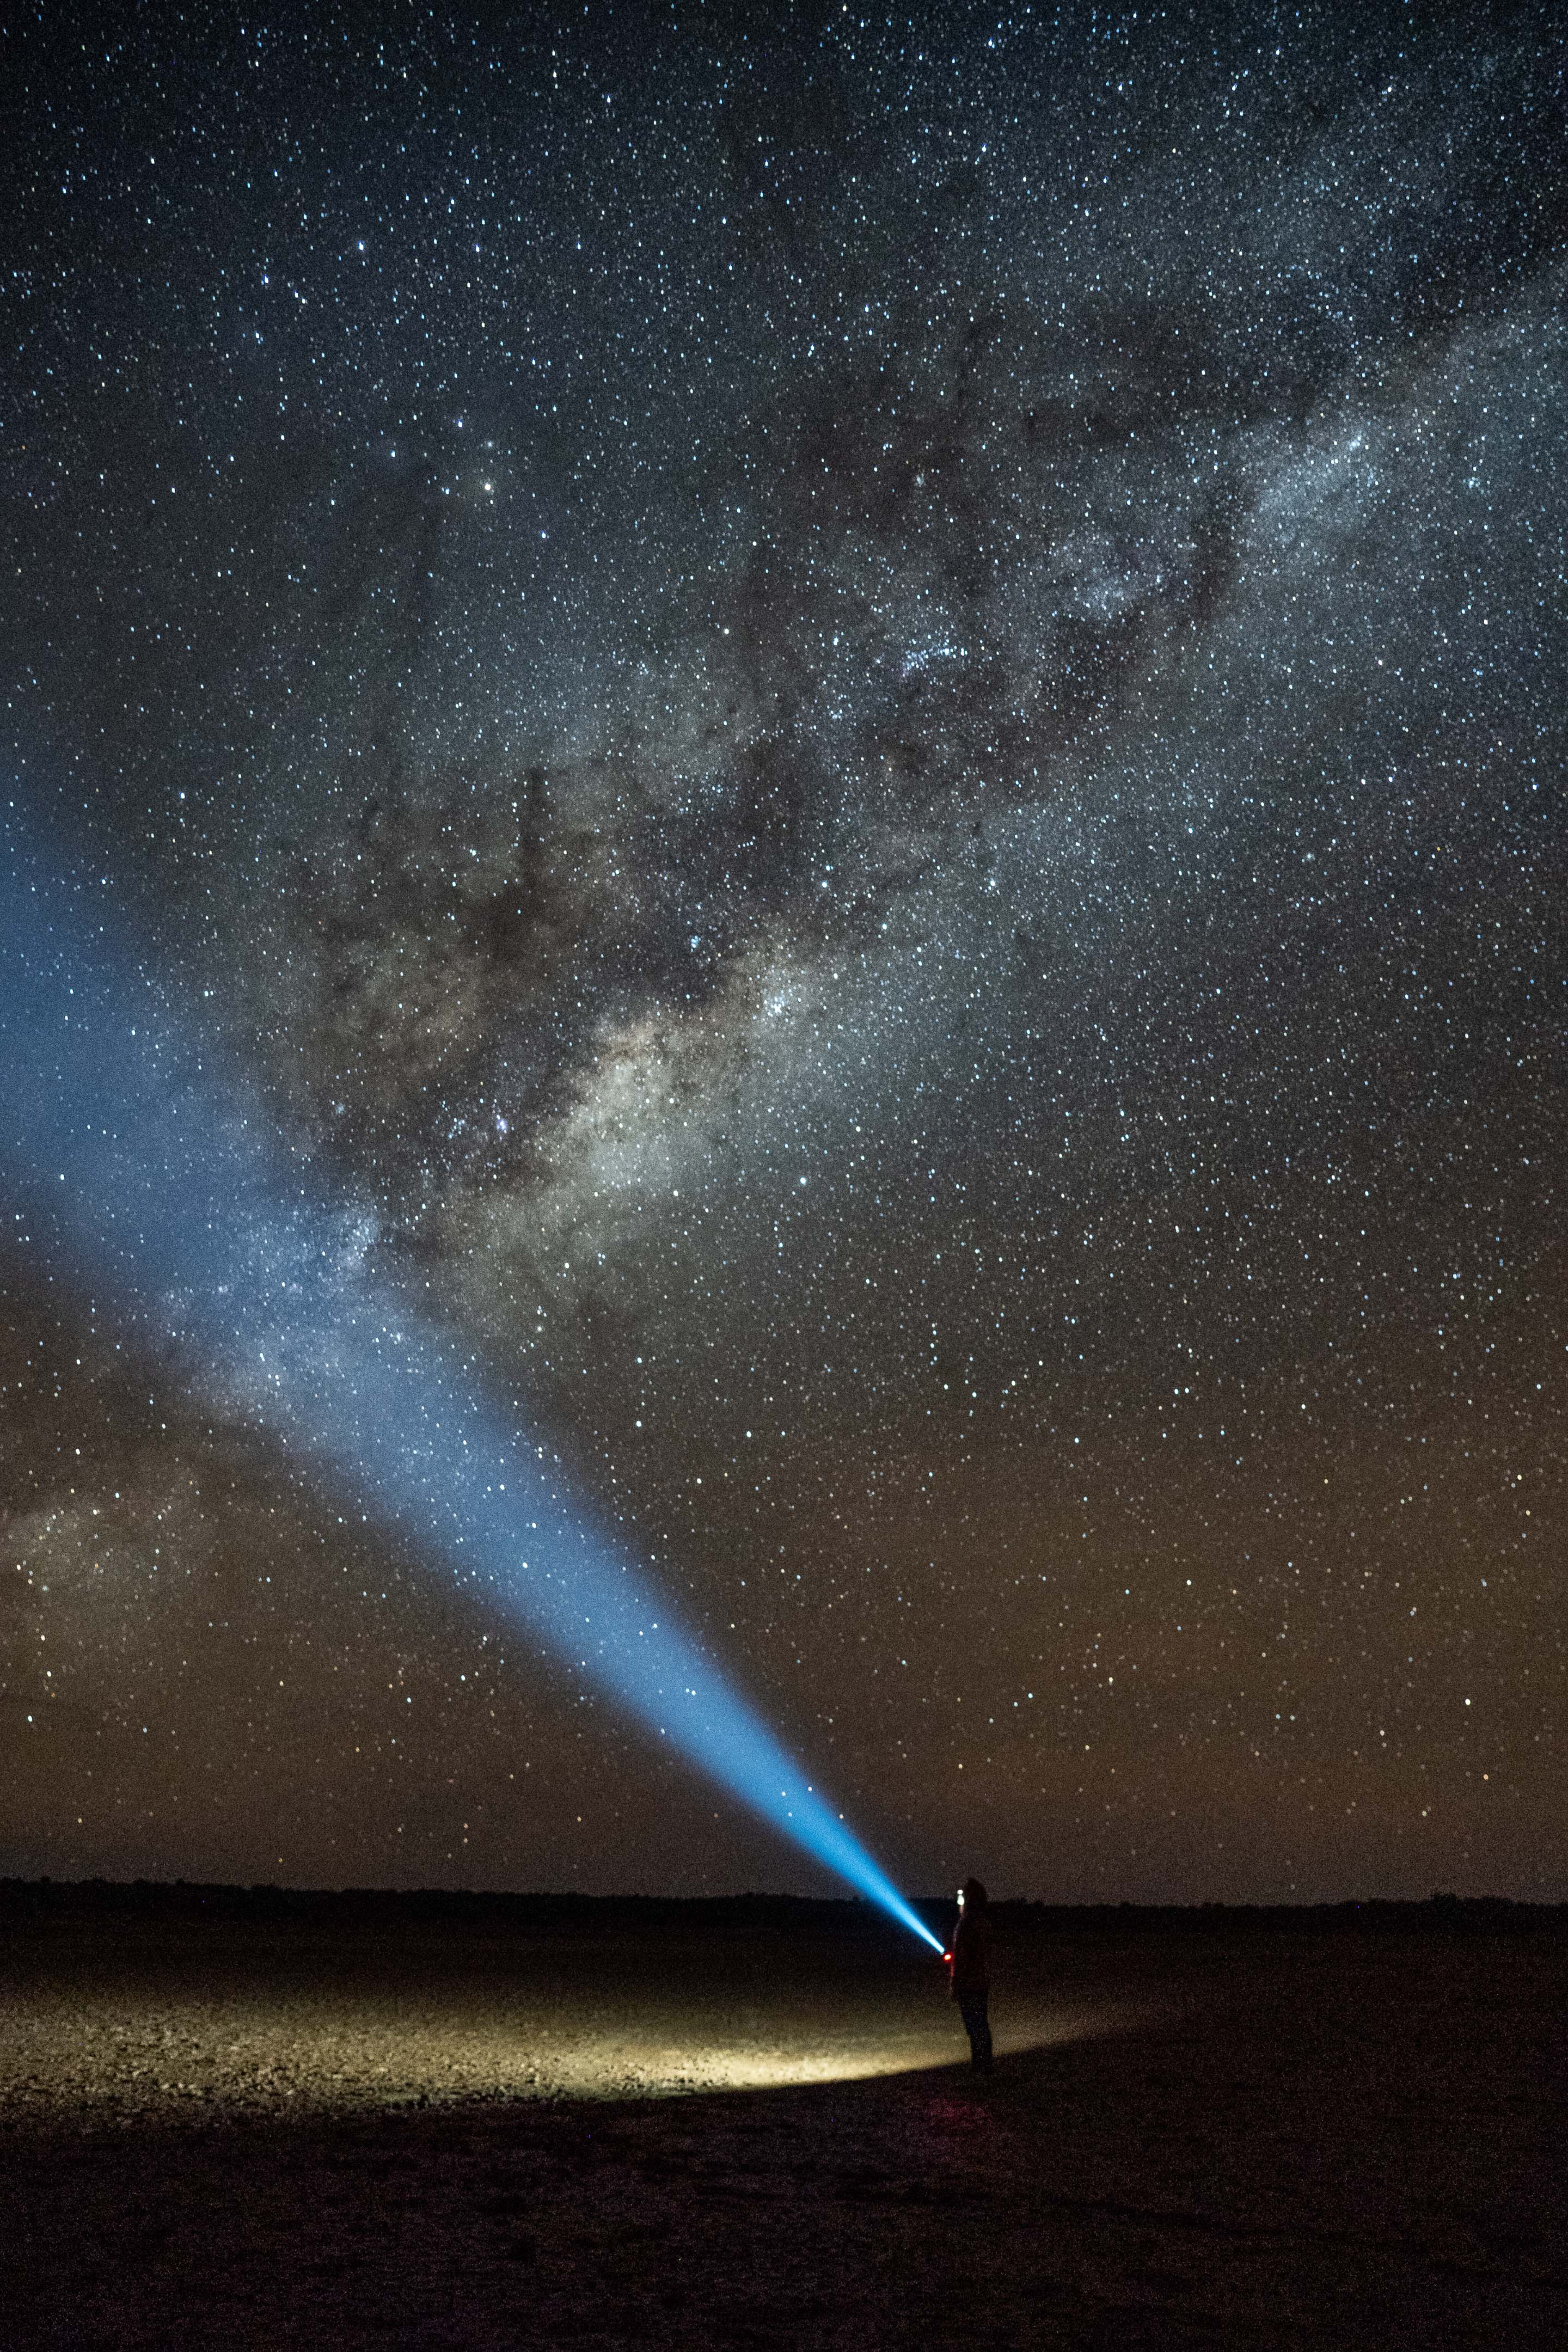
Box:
[1,828,944,1955]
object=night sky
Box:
[4,2,1564,1905]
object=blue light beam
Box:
[1,835,942,1952]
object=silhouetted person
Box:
[948,1877,993,2074]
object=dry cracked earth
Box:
[1,1896,1563,2350]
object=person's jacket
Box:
[949,1910,992,1996]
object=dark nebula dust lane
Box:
[3,1,1564,1903]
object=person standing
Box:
[948,1877,994,2074]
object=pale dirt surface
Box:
[1,1905,1564,2349]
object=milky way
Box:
[4,2,1564,1901]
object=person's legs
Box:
[957,1994,993,2073]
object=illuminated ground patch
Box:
[1,1967,1119,2120]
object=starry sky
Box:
[3,1,1565,1904]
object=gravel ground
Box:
[1,1905,1563,2349]
[0,1912,1105,2122]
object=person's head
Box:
[957,1877,988,1914]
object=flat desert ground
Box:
[1,1893,1563,2349]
